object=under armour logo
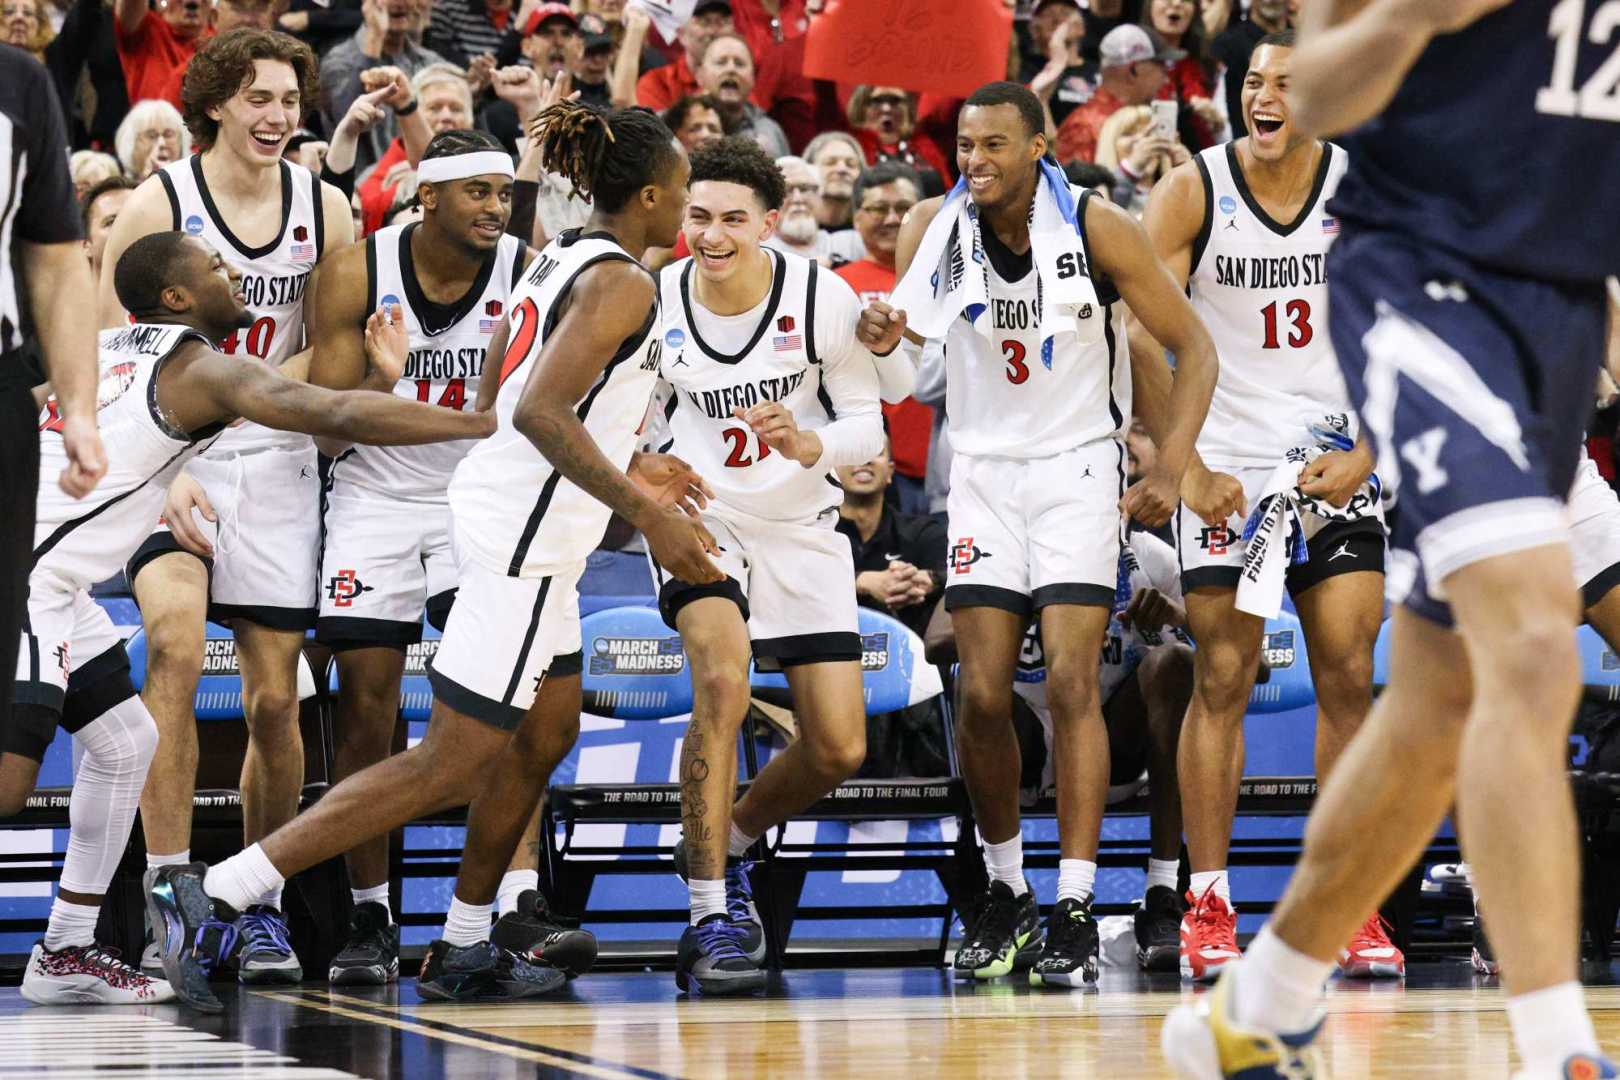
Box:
[1327,541,1354,562]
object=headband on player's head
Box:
[417,151,516,185]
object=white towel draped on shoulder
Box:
[891,158,1106,352]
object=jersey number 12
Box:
[1538,0,1620,122]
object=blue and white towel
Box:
[890,158,1104,351]
[1235,418,1382,618]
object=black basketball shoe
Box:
[416,940,566,1002]
[953,880,1042,979]
[1134,885,1186,972]
[490,890,598,978]
[1030,897,1100,988]
[329,902,400,986]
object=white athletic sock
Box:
[982,834,1028,896]
[497,870,538,918]
[258,884,284,912]
[146,849,190,871]
[689,878,727,924]
[204,843,285,914]
[442,896,493,948]
[43,898,100,951]
[1146,858,1180,894]
[1507,981,1600,1074]
[1190,869,1230,905]
[61,699,159,898]
[727,821,758,860]
[351,884,392,924]
[1056,859,1096,904]
[1233,926,1332,1033]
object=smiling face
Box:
[210,58,302,167]
[85,187,132,272]
[175,238,255,338]
[853,178,918,266]
[775,159,821,245]
[810,139,863,201]
[673,103,724,154]
[697,36,754,108]
[684,178,775,285]
[421,172,514,255]
[1243,42,1306,161]
[835,442,893,497]
[956,103,1044,210]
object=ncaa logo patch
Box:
[379,293,402,312]
[665,328,686,349]
[1218,195,1237,215]
[184,214,205,235]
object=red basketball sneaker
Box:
[1179,882,1241,982]
[1339,913,1406,978]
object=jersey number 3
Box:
[1260,299,1313,350]
[1003,339,1029,384]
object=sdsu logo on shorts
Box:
[1199,525,1234,557]
[950,538,992,575]
[325,569,374,607]
[860,632,890,672]
[589,636,686,675]
[1263,629,1297,669]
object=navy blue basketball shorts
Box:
[1327,228,1610,625]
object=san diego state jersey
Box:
[337,222,525,500]
[35,324,224,587]
[449,229,660,579]
[156,155,324,453]
[651,248,882,522]
[1188,143,1353,467]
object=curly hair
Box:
[181,29,319,152]
[689,135,785,211]
[533,101,680,213]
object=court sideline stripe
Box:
[256,989,678,1080]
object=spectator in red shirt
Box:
[846,85,949,196]
[1141,0,1224,145]
[1055,23,1177,166]
[629,0,735,112]
[113,0,210,110]
[834,161,930,514]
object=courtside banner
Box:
[802,0,1013,101]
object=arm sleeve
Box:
[911,338,947,408]
[871,338,918,404]
[17,63,82,244]
[1132,531,1184,605]
[809,276,885,468]
[320,160,357,199]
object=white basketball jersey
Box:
[335,223,525,500]
[1013,531,1185,714]
[450,229,661,579]
[157,155,325,454]
[1188,142,1353,467]
[652,249,870,523]
[35,324,224,587]
[945,187,1131,459]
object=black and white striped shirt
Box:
[0,45,81,363]
[424,0,509,68]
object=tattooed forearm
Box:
[519,404,656,526]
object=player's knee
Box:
[124,708,161,771]
[957,675,1011,732]
[243,685,302,739]
[807,732,867,780]
[145,615,205,682]
[1044,654,1100,714]
[690,665,751,721]
[1314,650,1374,715]
[1194,645,1258,716]
[1486,618,1581,703]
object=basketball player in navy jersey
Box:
[1130,33,1400,983]
[1163,3,1620,1077]
[860,81,1219,988]
[96,29,355,982]
[147,103,719,1012]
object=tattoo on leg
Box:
[681,730,715,863]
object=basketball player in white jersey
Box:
[644,136,886,996]
[858,81,1218,988]
[1130,33,1399,983]
[95,29,355,982]
[304,128,530,985]
[148,102,720,1012]
[7,230,488,1005]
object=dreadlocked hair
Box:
[535,101,679,213]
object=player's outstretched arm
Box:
[512,261,722,585]
[1291,0,1510,138]
[1087,195,1218,528]
[167,313,495,446]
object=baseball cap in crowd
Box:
[284,129,321,153]
[583,30,614,53]
[693,0,733,16]
[1031,0,1081,13]
[524,2,579,35]
[1098,24,1185,69]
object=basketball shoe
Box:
[1180,882,1241,982]
[953,879,1042,979]
[1338,913,1405,978]
[1135,885,1186,972]
[673,840,766,964]
[144,864,242,1013]
[237,905,302,985]
[490,889,598,977]
[1161,962,1325,1079]
[1030,897,1100,988]
[417,939,566,1002]
[21,942,176,1005]
[329,901,400,985]
[675,913,767,995]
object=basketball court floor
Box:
[6,960,1620,1077]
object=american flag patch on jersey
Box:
[1321,217,1340,235]
[773,333,802,352]
[290,242,316,261]
[479,318,499,333]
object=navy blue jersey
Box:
[1330,0,1620,285]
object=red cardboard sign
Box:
[802,0,1014,101]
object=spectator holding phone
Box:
[1055,23,1179,166]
